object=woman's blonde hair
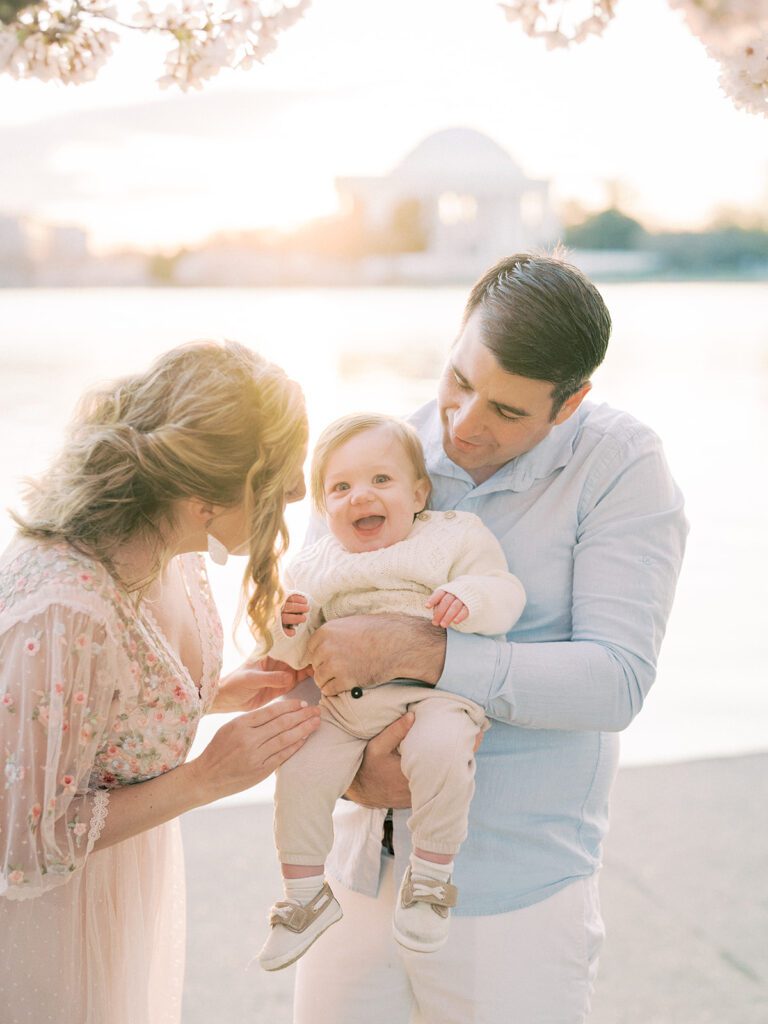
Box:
[13,340,307,645]
[310,413,431,513]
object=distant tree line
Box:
[564,208,768,274]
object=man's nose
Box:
[453,396,485,439]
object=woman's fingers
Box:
[241,699,318,733]
[197,701,320,800]
[264,737,311,772]
[254,710,321,762]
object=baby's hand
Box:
[426,590,469,629]
[281,593,310,636]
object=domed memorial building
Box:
[336,127,560,281]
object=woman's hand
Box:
[211,656,313,714]
[306,614,447,697]
[189,699,321,804]
[93,699,321,850]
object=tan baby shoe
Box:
[258,881,343,971]
[393,866,458,953]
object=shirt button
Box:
[351,687,364,699]
[445,510,457,519]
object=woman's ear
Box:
[179,497,215,528]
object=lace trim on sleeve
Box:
[86,789,110,854]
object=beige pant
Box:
[275,684,488,865]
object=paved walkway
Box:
[181,752,768,1023]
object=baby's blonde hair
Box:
[310,413,431,513]
[13,340,307,645]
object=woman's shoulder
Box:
[0,535,124,626]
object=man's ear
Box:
[553,382,592,425]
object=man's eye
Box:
[453,372,470,390]
[496,409,520,422]
[373,474,390,484]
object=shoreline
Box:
[180,750,767,1024]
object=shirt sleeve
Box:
[437,518,526,636]
[438,430,688,731]
[0,604,117,900]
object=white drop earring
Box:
[207,531,229,566]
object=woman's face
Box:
[283,454,308,506]
[220,449,307,556]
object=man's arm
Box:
[440,429,687,732]
[310,429,687,732]
[306,614,446,696]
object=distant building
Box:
[336,128,560,282]
[45,225,89,264]
[0,215,31,286]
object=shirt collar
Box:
[418,400,584,496]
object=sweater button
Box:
[351,687,364,699]
[445,510,457,519]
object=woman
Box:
[0,340,321,1023]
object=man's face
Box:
[437,309,590,484]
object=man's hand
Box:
[345,713,415,809]
[345,712,486,809]
[306,614,447,697]
[211,656,313,714]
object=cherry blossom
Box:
[0,0,311,87]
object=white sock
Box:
[410,853,453,883]
[283,873,324,905]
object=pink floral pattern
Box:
[0,538,223,894]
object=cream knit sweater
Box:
[269,510,526,670]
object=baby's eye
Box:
[331,482,350,492]
[373,474,391,485]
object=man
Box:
[291,252,687,1023]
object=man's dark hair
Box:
[463,251,612,418]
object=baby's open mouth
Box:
[353,515,385,532]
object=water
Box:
[1,283,766,803]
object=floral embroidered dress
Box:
[0,536,223,1024]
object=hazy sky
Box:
[1,0,766,251]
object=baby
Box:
[258,413,526,971]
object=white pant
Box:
[294,855,604,1024]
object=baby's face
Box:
[323,427,429,554]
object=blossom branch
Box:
[0,0,311,87]
[500,0,767,115]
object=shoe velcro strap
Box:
[401,874,458,910]
[269,883,334,933]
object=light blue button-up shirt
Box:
[326,399,688,915]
